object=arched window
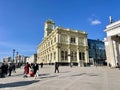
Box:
[74,52,77,61]
[65,51,68,60]
[82,52,85,60]
[79,52,82,60]
[61,51,64,60]
[71,51,73,61]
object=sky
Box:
[0,0,120,62]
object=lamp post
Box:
[13,49,15,63]
[16,51,18,64]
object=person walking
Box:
[4,63,8,76]
[8,63,13,76]
[1,63,6,77]
[34,63,39,79]
[40,62,43,68]
[54,62,59,73]
[12,63,16,73]
[23,62,31,78]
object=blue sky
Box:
[0,0,120,62]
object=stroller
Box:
[29,69,34,77]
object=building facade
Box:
[37,19,89,66]
[15,55,27,64]
[88,39,106,65]
[26,54,37,64]
[3,57,12,62]
[104,19,120,67]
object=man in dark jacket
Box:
[8,63,12,76]
[54,62,59,73]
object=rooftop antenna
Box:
[109,16,113,24]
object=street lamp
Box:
[13,49,15,63]
[16,51,18,63]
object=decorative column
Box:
[108,37,116,67]
[56,31,60,63]
[77,49,80,66]
[68,34,71,63]
[84,36,89,64]
[115,37,120,65]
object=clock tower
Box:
[44,19,55,38]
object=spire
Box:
[109,16,113,24]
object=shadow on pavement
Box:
[71,73,86,76]
[39,73,50,76]
[0,80,39,88]
[40,75,58,79]
[71,73,99,77]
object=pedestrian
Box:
[54,62,59,73]
[12,63,16,73]
[40,62,43,68]
[4,63,8,76]
[34,63,39,79]
[117,63,120,70]
[23,62,31,78]
[0,66,2,78]
[1,63,6,77]
[109,63,111,68]
[8,63,13,76]
[30,63,35,77]
[70,62,73,67]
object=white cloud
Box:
[91,20,101,25]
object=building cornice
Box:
[55,26,87,35]
[38,26,87,48]
[105,20,120,32]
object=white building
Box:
[26,54,37,64]
[104,18,120,67]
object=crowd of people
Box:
[0,62,17,78]
[23,62,39,79]
[0,61,60,79]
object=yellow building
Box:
[37,19,89,66]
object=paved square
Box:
[0,65,120,90]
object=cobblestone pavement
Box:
[0,65,120,90]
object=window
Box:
[54,52,56,60]
[54,37,56,42]
[65,51,68,60]
[70,37,76,43]
[82,52,85,60]
[51,40,53,44]
[71,51,73,61]
[79,52,82,60]
[51,53,52,60]
[74,52,77,60]
[79,52,85,60]
[61,51,64,60]
[79,38,84,45]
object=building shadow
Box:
[0,80,39,88]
